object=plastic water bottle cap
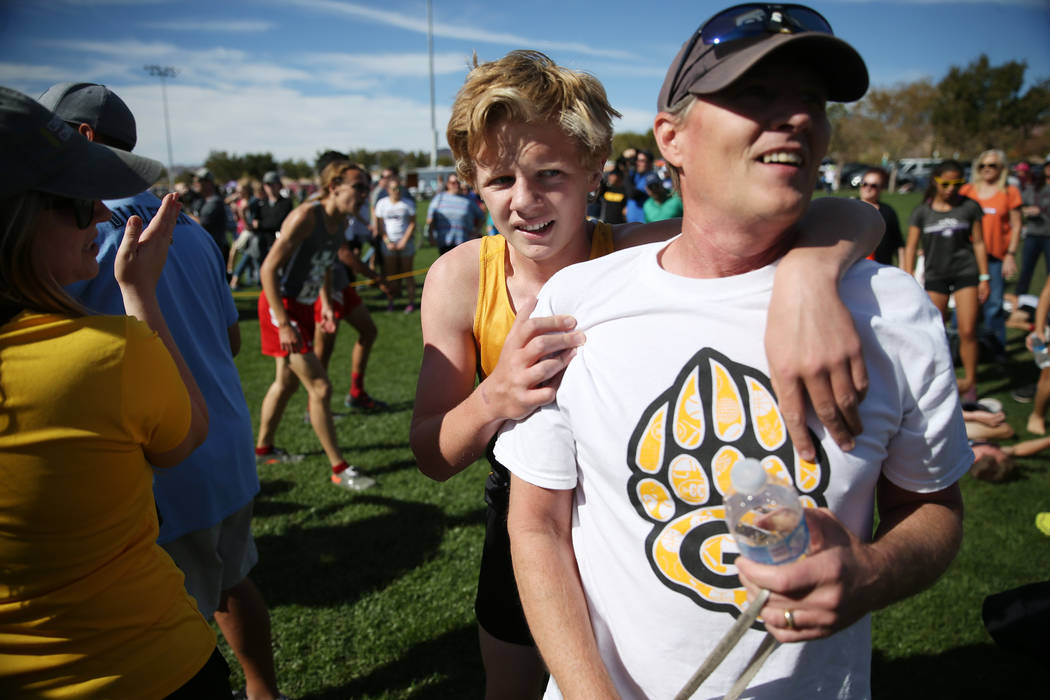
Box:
[730,458,766,495]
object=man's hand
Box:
[735,508,879,643]
[479,297,585,422]
[115,193,180,294]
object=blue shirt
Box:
[67,191,259,543]
[426,192,483,248]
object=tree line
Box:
[186,148,455,185]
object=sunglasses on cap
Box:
[663,4,834,112]
[42,193,96,229]
[700,3,832,45]
[934,176,966,188]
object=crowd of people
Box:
[2,2,1048,697]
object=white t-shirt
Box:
[494,240,971,700]
[374,197,415,243]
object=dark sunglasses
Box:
[700,3,833,45]
[860,181,881,188]
[350,182,369,192]
[979,162,1001,170]
[665,4,833,112]
[42,193,96,229]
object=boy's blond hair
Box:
[447,50,621,186]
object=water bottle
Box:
[725,458,809,566]
[1032,333,1050,370]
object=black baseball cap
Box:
[37,82,137,152]
[0,86,162,200]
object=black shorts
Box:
[925,248,979,294]
[474,455,535,646]
[925,275,979,295]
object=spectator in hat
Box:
[641,172,683,222]
[191,167,231,265]
[0,85,226,697]
[624,149,655,223]
[497,6,967,698]
[253,170,293,262]
[39,81,287,700]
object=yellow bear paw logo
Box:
[626,348,828,621]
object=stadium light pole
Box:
[427,0,437,170]
[144,64,177,193]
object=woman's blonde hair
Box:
[447,50,621,186]
[971,149,1008,190]
[0,191,87,318]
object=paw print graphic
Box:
[626,348,829,621]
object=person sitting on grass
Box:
[410,49,885,700]
[256,159,375,492]
[1023,272,1050,435]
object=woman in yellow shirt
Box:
[0,87,221,698]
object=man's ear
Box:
[76,123,96,143]
[653,112,687,172]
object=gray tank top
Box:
[279,203,340,303]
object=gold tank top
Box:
[473,221,615,379]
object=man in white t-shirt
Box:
[495,5,969,699]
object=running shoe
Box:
[344,392,388,412]
[1011,384,1036,403]
[331,467,376,491]
[255,447,304,466]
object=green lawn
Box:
[223,198,1047,698]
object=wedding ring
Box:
[784,609,796,631]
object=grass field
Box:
[222,194,1047,698]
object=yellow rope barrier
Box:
[229,265,433,301]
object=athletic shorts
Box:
[925,274,979,295]
[924,249,979,294]
[317,285,363,322]
[474,457,535,646]
[259,293,315,356]
[161,500,259,620]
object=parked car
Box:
[840,162,877,189]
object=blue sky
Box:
[2,0,1047,169]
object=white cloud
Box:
[40,38,182,59]
[613,106,657,134]
[299,51,472,77]
[111,82,450,166]
[141,19,274,33]
[286,0,636,59]
[0,62,73,88]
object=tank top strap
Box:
[473,236,515,381]
[589,220,615,259]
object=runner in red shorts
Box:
[312,204,390,412]
[256,160,375,491]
